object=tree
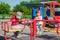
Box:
[57,0,60,2]
[0,2,10,14]
[20,1,28,5]
[30,0,41,3]
[13,1,32,15]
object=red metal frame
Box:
[1,19,60,40]
[2,20,27,40]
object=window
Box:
[55,12,60,16]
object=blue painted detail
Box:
[32,8,37,19]
[40,7,45,20]
[46,9,50,16]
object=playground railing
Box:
[1,19,60,40]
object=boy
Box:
[35,10,44,35]
[10,11,24,38]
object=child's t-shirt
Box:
[10,16,22,26]
[35,16,43,25]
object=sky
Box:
[0,0,30,10]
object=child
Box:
[10,12,24,38]
[35,10,44,35]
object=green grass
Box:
[22,15,32,19]
[0,14,31,20]
[0,14,12,18]
[0,14,12,20]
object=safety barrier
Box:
[1,19,60,40]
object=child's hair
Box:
[36,9,41,14]
[36,9,40,13]
[36,9,42,16]
[16,12,23,19]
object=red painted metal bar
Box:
[6,20,27,31]
[30,21,33,40]
[2,22,4,30]
[3,19,60,40]
[7,22,10,32]
[56,23,60,34]
[24,20,26,29]
[3,20,28,40]
[33,20,37,39]
[56,23,59,34]
[33,20,60,39]
[4,22,6,31]
[4,22,7,40]
[53,1,60,6]
[4,31,7,40]
[6,20,59,23]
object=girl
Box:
[35,10,44,35]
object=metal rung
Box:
[4,29,22,32]
[9,29,22,32]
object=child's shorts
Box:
[36,22,43,28]
[12,24,24,29]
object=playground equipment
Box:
[2,19,60,40]
[31,1,60,30]
[41,1,60,30]
[1,1,60,40]
[1,20,34,40]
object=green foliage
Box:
[57,0,60,2]
[22,15,31,19]
[13,1,32,15]
[20,1,28,5]
[0,2,10,14]
[13,0,42,18]
[30,0,41,3]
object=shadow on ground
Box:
[0,33,59,40]
[37,35,59,40]
[0,36,4,40]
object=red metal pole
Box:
[4,22,6,31]
[4,22,7,40]
[4,31,7,40]
[53,3,55,16]
[30,21,33,40]
[24,20,26,29]
[56,23,59,34]
[33,20,36,39]
[2,22,4,30]
[56,23,60,34]
[7,22,9,32]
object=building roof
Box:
[22,0,57,7]
[22,3,43,8]
[40,1,57,4]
